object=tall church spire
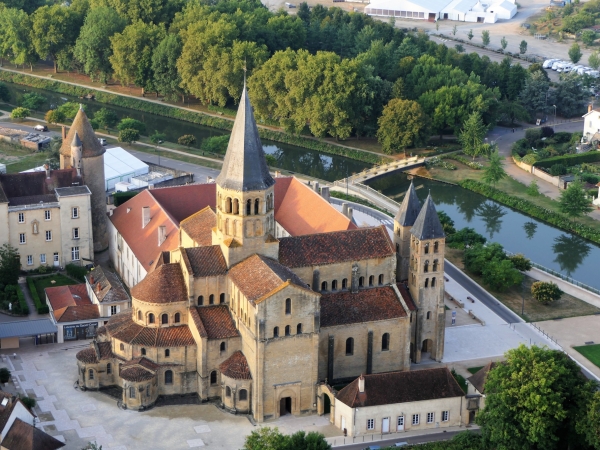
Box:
[395,181,422,227]
[216,84,274,192]
[410,194,445,240]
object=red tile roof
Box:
[149,183,216,223]
[274,177,356,236]
[194,306,239,340]
[104,312,196,348]
[219,351,252,380]
[397,283,417,311]
[76,348,98,364]
[131,263,188,304]
[183,246,227,278]
[279,225,395,268]
[180,206,216,246]
[336,368,464,408]
[120,366,155,382]
[320,286,407,327]
[122,357,159,371]
[85,266,129,303]
[228,254,309,304]
[55,304,100,322]
[2,418,65,450]
[45,284,100,322]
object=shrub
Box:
[45,109,66,124]
[66,264,87,282]
[553,132,572,144]
[509,254,532,271]
[531,281,563,304]
[117,118,146,134]
[447,227,486,249]
[522,154,538,165]
[118,128,139,143]
[581,173,600,184]
[0,83,9,102]
[445,154,483,169]
[0,368,10,383]
[201,135,229,154]
[113,191,139,206]
[10,107,30,119]
[15,285,29,315]
[525,128,543,146]
[541,126,555,138]
[535,151,600,169]
[26,277,49,314]
[549,164,567,176]
[511,139,529,157]
[20,93,46,111]
[19,396,36,411]
[178,134,196,146]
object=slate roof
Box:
[320,286,408,327]
[86,266,130,304]
[219,351,252,380]
[278,226,394,268]
[192,306,239,339]
[2,418,65,450]
[180,206,216,246]
[228,254,309,304]
[54,186,91,197]
[411,194,445,240]
[59,108,105,158]
[0,169,80,205]
[336,368,464,408]
[131,263,188,304]
[467,361,498,394]
[216,84,275,192]
[395,181,422,226]
[0,319,57,339]
[183,246,228,278]
[103,312,195,347]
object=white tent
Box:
[488,0,517,20]
[365,0,450,20]
[103,147,148,191]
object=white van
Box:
[551,60,564,70]
[589,70,600,78]
[578,67,591,75]
[543,59,559,69]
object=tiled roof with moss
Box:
[219,351,252,380]
[131,263,188,304]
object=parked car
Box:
[578,67,591,75]
[363,447,381,450]
[98,138,107,145]
[551,60,564,70]
[33,124,48,132]
[543,58,560,69]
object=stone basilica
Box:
[76,85,446,422]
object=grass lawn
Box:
[573,344,600,369]
[0,139,49,173]
[32,274,78,302]
[452,370,468,393]
[467,366,484,375]
[446,247,600,322]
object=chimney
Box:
[314,181,320,193]
[142,206,151,228]
[158,225,166,246]
[96,282,101,294]
[207,176,213,183]
[348,207,354,221]
[90,275,94,285]
[275,171,281,177]
[358,374,365,393]
[589,103,594,113]
[342,202,349,217]
[44,164,50,179]
[321,186,330,202]
[61,126,66,140]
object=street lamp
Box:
[156,140,163,166]
[552,105,557,128]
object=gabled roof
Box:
[60,107,105,158]
[395,181,422,227]
[180,206,216,246]
[149,184,216,223]
[278,226,395,268]
[86,266,130,304]
[183,246,227,278]
[274,177,356,236]
[2,418,65,450]
[410,194,445,240]
[45,284,100,322]
[215,84,275,192]
[336,368,464,408]
[219,351,252,380]
[131,263,188,304]
[0,169,80,205]
[228,254,309,304]
[467,361,498,394]
[191,306,239,339]
[320,286,408,327]
[103,311,195,347]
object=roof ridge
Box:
[180,205,214,225]
[147,189,179,227]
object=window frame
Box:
[71,246,80,261]
[110,305,118,315]
[427,412,434,424]
[44,210,51,221]
[18,212,25,224]
[26,255,33,266]
[442,411,449,422]
[73,228,80,240]
[165,370,173,385]
[40,254,46,264]
[19,233,26,244]
[346,337,354,356]
[72,207,79,219]
[366,419,374,430]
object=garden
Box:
[26,273,79,315]
[0,244,28,316]
[573,343,600,369]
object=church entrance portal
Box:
[280,397,292,416]
[421,339,433,360]
[324,394,331,415]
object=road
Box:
[337,430,464,449]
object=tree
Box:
[20,93,45,111]
[452,24,457,36]
[526,179,539,196]
[589,51,600,70]
[151,34,184,101]
[10,107,29,119]
[0,84,9,102]
[19,396,36,411]
[580,391,600,450]
[518,70,551,118]
[482,258,523,291]
[243,427,331,450]
[437,211,456,235]
[376,99,428,155]
[509,254,532,271]
[477,345,595,450]
[150,131,166,146]
[581,29,596,47]
[56,102,83,120]
[117,118,146,134]
[519,40,528,54]
[531,281,563,304]
[497,98,530,125]
[468,29,473,41]
[569,42,583,64]
[446,227,486,249]
[0,368,10,383]
[559,181,593,217]
[482,150,507,186]
[93,108,119,129]
[458,112,487,160]
[455,44,465,53]
[482,30,490,46]
[118,128,139,143]
[0,8,38,70]
[555,74,587,117]
[464,242,506,275]
[0,244,20,286]
[501,36,508,51]
[74,7,126,83]
[45,109,66,124]
[178,135,196,146]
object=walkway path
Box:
[525,268,600,309]
[18,279,42,320]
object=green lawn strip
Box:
[28,274,78,314]
[16,285,29,315]
[467,366,484,375]
[451,370,468,394]
[573,344,600,369]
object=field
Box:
[573,344,600,369]
[0,135,48,173]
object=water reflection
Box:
[476,202,506,238]
[552,235,592,276]
[523,222,537,240]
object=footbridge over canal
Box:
[346,155,427,184]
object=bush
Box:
[117,118,146,134]
[511,139,530,157]
[66,264,87,282]
[525,128,543,146]
[447,227,486,249]
[10,107,30,119]
[541,126,555,138]
[113,191,139,206]
[581,173,600,184]
[535,151,600,169]
[26,277,49,314]
[522,154,539,165]
[553,132,572,144]
[19,396,36,411]
[0,368,10,383]
[16,285,29,315]
[445,154,483,169]
[20,93,46,111]
[0,83,9,102]
[118,128,139,143]
[178,134,196,146]
[45,109,66,124]
[509,254,532,271]
[201,135,230,154]
[531,281,563,304]
[550,164,567,176]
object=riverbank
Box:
[0,68,387,165]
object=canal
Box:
[2,82,371,181]
[367,172,600,290]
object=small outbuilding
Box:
[104,147,149,191]
[0,319,57,348]
[45,284,100,343]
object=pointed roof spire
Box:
[60,108,105,158]
[410,194,445,240]
[216,84,275,192]
[71,131,82,147]
[395,181,422,226]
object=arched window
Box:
[369,275,374,287]
[88,369,94,380]
[174,313,180,323]
[137,310,142,320]
[233,198,239,215]
[396,243,400,253]
[424,243,430,254]
[382,333,390,351]
[332,280,338,290]
[424,261,429,273]
[273,327,279,338]
[146,385,150,397]
[378,274,384,285]
[342,278,348,289]
[433,260,439,272]
[210,371,217,385]
[107,363,112,374]
[425,278,429,288]
[209,294,214,305]
[198,295,203,306]
[165,370,173,385]
[254,198,260,215]
[285,298,291,315]
[431,277,436,287]
[120,343,124,351]
[346,337,354,355]
[359,276,364,287]
[226,386,231,397]
[239,389,248,401]
[427,311,431,320]
[141,348,146,356]
[165,349,170,358]
[220,342,226,352]
[226,197,232,213]
[162,314,168,325]
[434,241,439,253]
[220,293,225,304]
[321,281,328,291]
[246,199,252,215]
[148,313,155,324]
[129,386,135,398]
[285,325,291,336]
[297,323,302,334]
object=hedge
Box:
[459,179,600,244]
[26,277,49,314]
[16,285,29,315]
[0,70,385,165]
[534,152,600,169]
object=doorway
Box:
[397,415,405,431]
[382,417,390,433]
[280,397,292,416]
[324,394,331,415]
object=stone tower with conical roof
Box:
[408,194,446,363]
[60,107,108,252]
[394,181,421,282]
[212,84,278,267]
